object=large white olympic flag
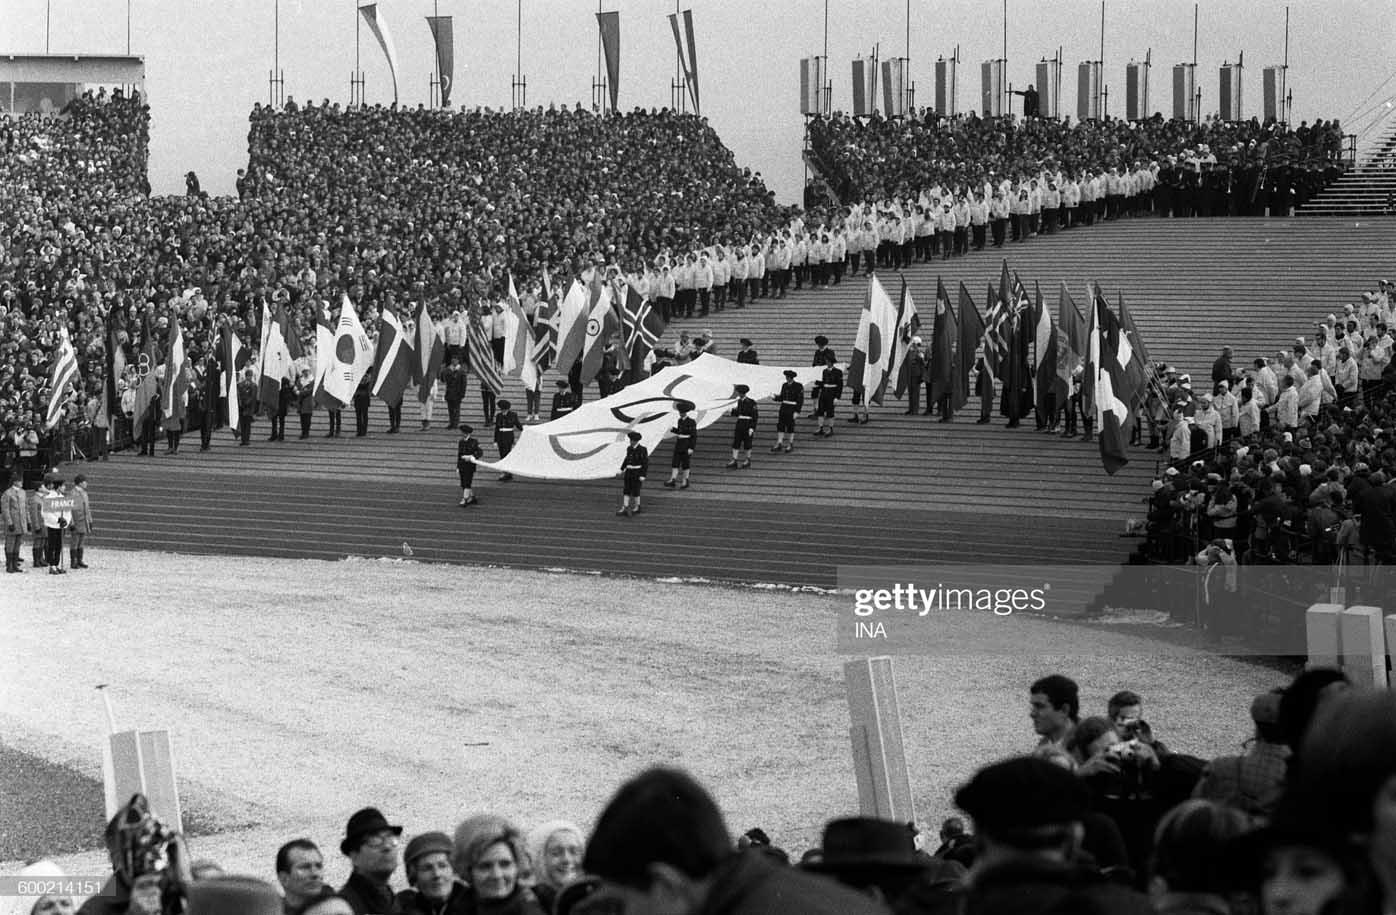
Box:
[475,354,821,480]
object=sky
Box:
[2,0,1393,202]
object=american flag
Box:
[467,308,503,396]
[44,327,80,430]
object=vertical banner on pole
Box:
[1172,63,1195,121]
[1262,65,1285,122]
[596,11,620,112]
[1125,60,1149,120]
[425,16,454,107]
[881,58,906,118]
[358,3,401,104]
[137,730,184,834]
[935,57,956,116]
[667,9,700,116]
[852,57,875,116]
[1036,59,1061,118]
[800,57,825,116]
[1219,61,1242,121]
[1077,61,1101,121]
[844,657,917,823]
[981,59,1004,116]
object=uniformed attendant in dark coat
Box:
[665,400,698,488]
[442,358,467,429]
[353,371,373,437]
[493,399,523,481]
[456,425,482,506]
[813,352,844,437]
[772,370,804,451]
[616,430,649,516]
[736,338,760,364]
[237,369,258,445]
[727,384,758,468]
[812,334,836,367]
[550,380,578,420]
[975,355,995,423]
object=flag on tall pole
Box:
[620,285,666,378]
[131,316,161,444]
[371,309,415,405]
[323,294,375,406]
[313,301,340,409]
[553,280,589,373]
[358,3,402,104]
[928,277,959,406]
[579,279,620,385]
[1055,283,1085,406]
[1115,293,1153,409]
[848,274,899,404]
[1033,282,1058,425]
[1091,294,1136,474]
[890,277,923,399]
[222,326,249,433]
[413,299,445,402]
[44,327,80,430]
[257,301,298,412]
[502,274,531,377]
[105,322,126,429]
[467,308,503,396]
[162,313,189,428]
[425,15,454,106]
[955,282,985,412]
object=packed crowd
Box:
[9,670,1394,915]
[808,110,1346,215]
[1142,277,1396,578]
[3,91,1349,479]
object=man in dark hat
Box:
[953,757,1152,913]
[618,431,649,517]
[802,817,964,911]
[583,767,883,914]
[771,370,804,452]
[728,385,758,469]
[550,379,578,421]
[664,402,697,489]
[393,832,469,915]
[457,425,482,507]
[736,338,759,365]
[493,399,522,482]
[337,807,402,915]
[812,335,836,367]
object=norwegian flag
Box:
[620,285,666,376]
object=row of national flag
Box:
[845,260,1155,475]
[68,273,672,443]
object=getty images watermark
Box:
[837,563,1338,655]
[836,564,1067,655]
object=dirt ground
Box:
[1,550,1283,887]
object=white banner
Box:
[476,354,822,480]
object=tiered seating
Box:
[88,217,1396,611]
[1299,121,1396,216]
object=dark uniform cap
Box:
[814,335,829,347]
[627,431,642,441]
[555,379,569,387]
[734,384,750,395]
[783,370,797,379]
[497,399,511,410]
[460,425,473,435]
[675,400,695,412]
[954,757,1089,834]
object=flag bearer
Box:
[618,431,649,517]
[457,425,482,506]
[664,401,697,489]
[771,370,804,452]
[493,399,523,482]
[727,384,758,468]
